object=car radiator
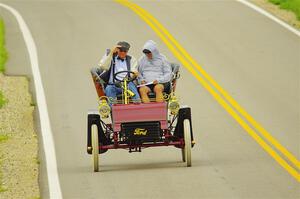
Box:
[121,121,162,144]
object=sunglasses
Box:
[143,50,151,54]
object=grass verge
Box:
[0,91,6,108]
[0,16,8,194]
[269,0,300,20]
[0,17,8,109]
[0,135,8,142]
[0,17,8,73]
[0,135,8,193]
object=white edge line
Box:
[0,3,63,199]
[236,0,300,37]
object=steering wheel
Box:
[113,70,137,82]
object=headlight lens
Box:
[98,98,111,118]
[99,104,110,118]
[169,100,180,115]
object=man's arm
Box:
[98,51,113,70]
[98,46,120,70]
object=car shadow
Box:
[59,158,202,174]
[99,159,202,172]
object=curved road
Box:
[1,1,299,198]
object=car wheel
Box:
[92,124,99,172]
[181,148,186,162]
[184,119,192,167]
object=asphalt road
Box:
[1,0,299,198]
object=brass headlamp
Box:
[168,93,180,115]
[98,96,111,118]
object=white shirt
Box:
[109,57,128,84]
[98,49,138,83]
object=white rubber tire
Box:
[181,148,186,162]
[183,119,192,167]
[91,124,99,172]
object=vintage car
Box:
[88,63,195,171]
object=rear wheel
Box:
[183,119,192,167]
[91,124,99,172]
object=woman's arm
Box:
[158,59,172,83]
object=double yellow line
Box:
[116,0,300,181]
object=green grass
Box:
[0,157,7,193]
[0,18,9,193]
[0,18,8,109]
[0,135,8,192]
[0,187,6,193]
[269,0,300,20]
[0,18,8,73]
[35,157,40,165]
[0,135,8,142]
[0,91,6,108]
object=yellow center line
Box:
[125,0,300,171]
[115,0,300,182]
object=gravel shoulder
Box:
[0,73,40,199]
[252,0,300,29]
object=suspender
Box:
[126,55,131,71]
[110,55,132,84]
[112,55,116,83]
[126,56,132,78]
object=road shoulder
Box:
[0,74,40,199]
[0,11,40,199]
[251,0,300,29]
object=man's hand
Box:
[153,80,158,85]
[112,45,121,54]
[133,71,139,77]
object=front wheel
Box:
[183,119,192,167]
[91,124,99,172]
[181,148,186,162]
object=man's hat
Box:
[117,41,130,51]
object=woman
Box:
[137,40,172,103]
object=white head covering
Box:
[142,40,164,60]
[138,40,172,84]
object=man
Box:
[138,40,172,103]
[98,41,140,102]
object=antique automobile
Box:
[88,63,195,171]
